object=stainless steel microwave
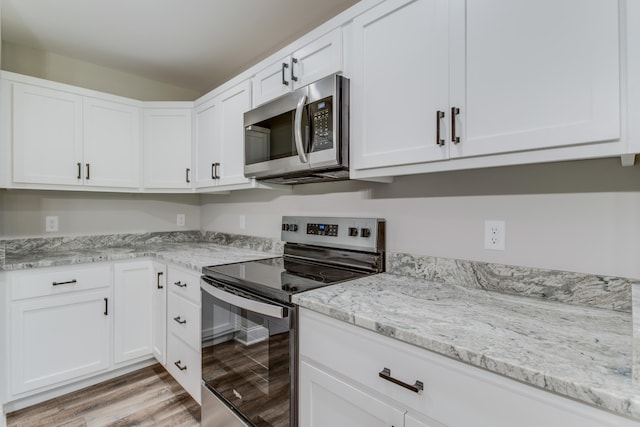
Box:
[244,74,349,184]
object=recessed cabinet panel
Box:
[252,56,292,107]
[143,108,193,189]
[194,98,220,188]
[83,98,140,188]
[218,81,252,187]
[292,29,343,88]
[12,83,83,186]
[351,0,450,170]
[449,0,621,158]
[11,290,111,394]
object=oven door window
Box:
[202,286,292,427]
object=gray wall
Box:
[0,190,200,237]
[201,158,640,279]
[1,42,200,101]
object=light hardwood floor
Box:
[6,364,200,427]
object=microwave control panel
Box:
[309,97,333,152]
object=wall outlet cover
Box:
[45,216,59,232]
[177,214,186,227]
[484,220,505,250]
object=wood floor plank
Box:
[6,364,200,427]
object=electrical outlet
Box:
[176,214,185,227]
[45,216,59,232]
[239,215,246,230]
[484,220,505,250]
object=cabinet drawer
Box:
[11,265,111,300]
[167,266,201,304]
[300,309,636,427]
[166,332,201,404]
[168,292,200,351]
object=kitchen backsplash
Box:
[387,252,634,312]
[202,231,284,255]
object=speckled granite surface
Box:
[293,274,640,420]
[388,252,633,312]
[0,231,280,272]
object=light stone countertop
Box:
[2,242,277,273]
[293,273,640,421]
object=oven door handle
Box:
[201,280,286,319]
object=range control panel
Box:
[282,216,385,253]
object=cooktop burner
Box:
[202,257,372,303]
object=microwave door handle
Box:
[202,280,286,319]
[294,94,309,164]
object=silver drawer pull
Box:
[174,360,187,371]
[379,368,424,393]
[173,316,187,325]
[174,281,187,288]
[52,279,77,286]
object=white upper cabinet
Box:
[351,0,450,170]
[449,0,620,158]
[350,0,625,177]
[195,80,252,190]
[143,107,193,189]
[83,98,141,188]
[252,28,343,106]
[12,83,83,186]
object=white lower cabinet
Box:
[113,261,153,364]
[166,266,201,404]
[9,265,112,396]
[299,308,640,427]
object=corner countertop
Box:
[1,242,278,273]
[293,273,640,421]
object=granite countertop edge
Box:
[293,274,640,421]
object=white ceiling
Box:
[1,0,360,93]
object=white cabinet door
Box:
[252,28,343,106]
[194,97,221,188]
[252,55,292,107]
[217,81,252,187]
[291,28,343,89]
[113,261,153,364]
[143,108,192,189]
[449,0,620,158]
[12,83,83,186]
[152,262,167,365]
[83,97,140,188]
[11,289,110,394]
[351,0,450,170]
[300,360,406,427]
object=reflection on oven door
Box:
[202,288,292,427]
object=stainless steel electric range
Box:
[200,216,386,427]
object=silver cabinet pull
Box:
[52,279,77,286]
[174,281,187,288]
[211,163,216,179]
[379,368,423,393]
[436,110,445,146]
[174,360,187,371]
[451,107,460,144]
[291,57,298,82]
[157,272,164,289]
[173,316,187,325]
[281,62,289,86]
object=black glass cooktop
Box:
[202,257,371,303]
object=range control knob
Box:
[361,228,371,238]
[348,227,359,237]
[291,224,298,232]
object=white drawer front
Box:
[11,264,111,300]
[167,332,201,404]
[167,266,201,304]
[168,292,200,351]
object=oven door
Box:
[201,276,296,427]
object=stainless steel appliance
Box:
[200,216,385,427]
[244,74,349,184]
